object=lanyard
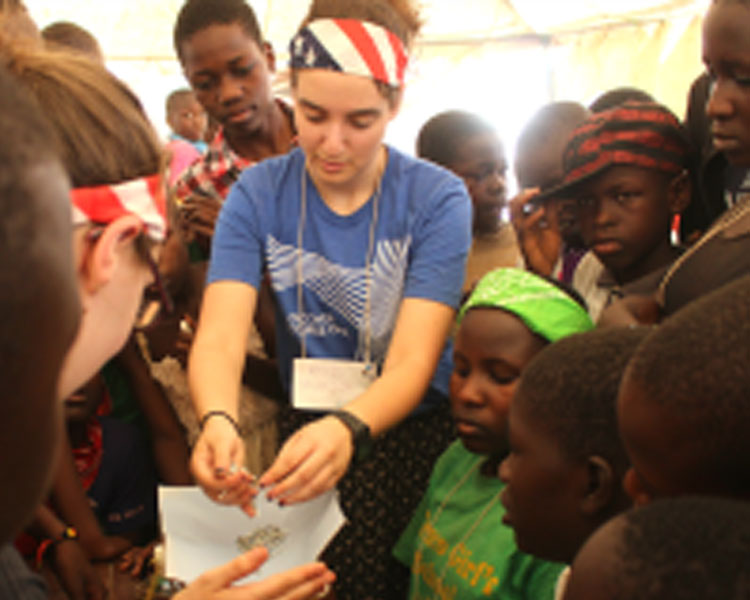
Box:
[296,164,381,366]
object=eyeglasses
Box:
[136,248,175,330]
[86,227,174,330]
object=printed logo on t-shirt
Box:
[267,234,410,361]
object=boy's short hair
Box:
[416,110,496,168]
[173,0,263,61]
[588,86,655,113]
[540,101,691,201]
[41,21,103,62]
[568,496,750,599]
[624,275,750,495]
[166,88,195,116]
[514,101,589,190]
[515,326,649,472]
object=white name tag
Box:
[292,358,376,410]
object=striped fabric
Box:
[548,101,691,198]
[71,173,167,242]
[289,18,408,87]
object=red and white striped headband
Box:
[289,18,408,87]
[70,174,168,242]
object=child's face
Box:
[499,399,587,563]
[181,23,274,140]
[169,96,207,143]
[449,132,507,234]
[703,1,750,166]
[450,308,546,456]
[575,165,674,280]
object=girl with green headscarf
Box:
[394,268,593,600]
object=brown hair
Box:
[292,0,421,105]
[299,0,420,48]
[0,40,164,188]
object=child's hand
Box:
[260,416,352,505]
[119,541,156,577]
[50,540,107,600]
[173,547,335,600]
[179,193,222,247]
[509,189,562,277]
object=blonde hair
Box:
[0,39,164,188]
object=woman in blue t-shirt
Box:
[188,0,472,596]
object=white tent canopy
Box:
[26,0,710,186]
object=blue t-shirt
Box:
[208,146,471,400]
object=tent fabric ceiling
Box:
[23,0,710,166]
[26,0,709,60]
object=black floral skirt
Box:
[277,396,456,600]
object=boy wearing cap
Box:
[554,101,691,322]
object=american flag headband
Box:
[289,18,408,87]
[70,174,168,243]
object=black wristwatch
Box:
[330,410,373,465]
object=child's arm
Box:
[27,505,107,600]
[115,335,193,484]
[50,433,134,560]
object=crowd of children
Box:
[2,0,750,599]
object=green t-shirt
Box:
[393,441,564,599]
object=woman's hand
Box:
[190,416,257,515]
[174,547,335,600]
[259,416,353,505]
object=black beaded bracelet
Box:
[199,410,242,436]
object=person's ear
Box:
[79,215,143,295]
[262,41,276,74]
[580,456,616,516]
[667,170,691,214]
[622,467,652,507]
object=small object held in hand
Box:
[217,490,228,501]
[236,525,287,555]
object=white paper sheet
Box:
[159,486,346,584]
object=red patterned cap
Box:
[541,101,691,199]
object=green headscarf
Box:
[458,268,593,342]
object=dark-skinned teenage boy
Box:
[547,101,692,323]
[618,274,750,503]
[416,111,522,293]
[499,327,648,599]
[166,0,288,405]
